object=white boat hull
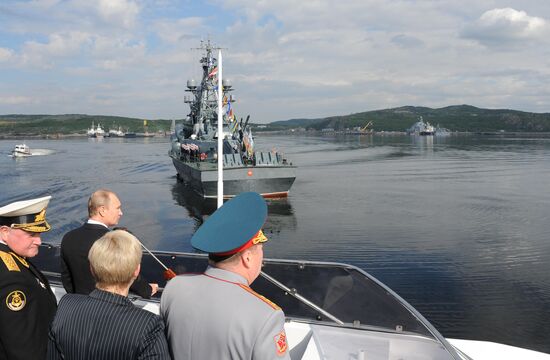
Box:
[448,339,550,360]
[46,281,549,360]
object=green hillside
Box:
[3,105,550,135]
[268,105,550,132]
[0,114,173,136]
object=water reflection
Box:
[410,134,434,153]
[170,182,297,234]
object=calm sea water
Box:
[2,134,550,353]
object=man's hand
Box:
[149,283,159,296]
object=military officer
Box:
[161,192,290,360]
[0,196,57,360]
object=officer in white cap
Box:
[0,196,57,360]
[161,192,290,360]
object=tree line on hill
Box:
[2,105,550,136]
[267,105,550,133]
[0,114,173,136]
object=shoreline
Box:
[0,133,171,140]
[4,130,550,141]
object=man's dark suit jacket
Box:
[47,289,170,359]
[60,222,152,298]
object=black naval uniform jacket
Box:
[0,242,57,360]
[60,223,153,298]
[47,289,170,360]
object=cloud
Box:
[2,1,550,120]
[0,48,15,62]
[152,17,207,45]
[96,0,140,28]
[0,95,32,105]
[461,8,549,48]
[20,31,92,68]
[391,34,425,48]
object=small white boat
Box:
[87,122,96,137]
[11,143,32,157]
[108,126,125,137]
[95,123,105,138]
[87,122,105,138]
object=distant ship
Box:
[108,126,125,137]
[87,122,105,138]
[408,116,435,135]
[168,40,296,198]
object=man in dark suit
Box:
[60,189,157,298]
[48,230,170,359]
[0,196,57,360]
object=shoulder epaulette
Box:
[9,252,29,268]
[238,283,281,310]
[0,251,20,272]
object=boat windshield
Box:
[35,245,437,340]
[255,259,435,337]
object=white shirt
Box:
[87,219,109,228]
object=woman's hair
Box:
[89,230,142,287]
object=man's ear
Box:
[0,226,9,241]
[240,250,251,268]
[133,264,141,279]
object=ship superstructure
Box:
[169,40,296,198]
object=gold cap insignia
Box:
[34,209,46,223]
[6,290,26,311]
[10,208,51,233]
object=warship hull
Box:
[171,155,296,198]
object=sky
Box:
[1,0,550,123]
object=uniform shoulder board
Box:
[238,284,281,310]
[9,252,29,268]
[0,251,20,272]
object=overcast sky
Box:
[1,0,549,123]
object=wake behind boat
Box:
[168,40,296,198]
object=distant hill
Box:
[0,114,173,136]
[3,105,550,136]
[267,105,550,132]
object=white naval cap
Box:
[0,196,52,232]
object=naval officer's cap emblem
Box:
[0,196,51,233]
[6,290,26,311]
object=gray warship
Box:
[169,40,296,198]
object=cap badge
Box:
[6,290,26,311]
[34,209,46,223]
[274,330,288,356]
